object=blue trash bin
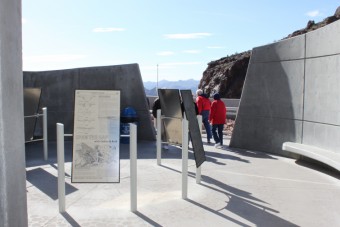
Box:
[120,107,138,144]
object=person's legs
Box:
[211,124,220,144]
[217,124,224,146]
[201,110,212,142]
[161,119,169,149]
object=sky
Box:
[22,0,340,82]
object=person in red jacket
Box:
[209,93,226,148]
[196,89,212,143]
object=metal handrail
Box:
[24,107,48,160]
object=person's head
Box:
[213,93,221,100]
[196,89,203,96]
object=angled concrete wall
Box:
[23,64,155,141]
[0,0,28,226]
[230,20,340,157]
[303,21,340,151]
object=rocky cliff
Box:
[199,6,340,98]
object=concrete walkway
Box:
[25,136,340,227]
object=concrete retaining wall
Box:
[230,20,340,157]
[0,0,28,226]
[23,64,155,141]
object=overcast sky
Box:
[22,0,339,81]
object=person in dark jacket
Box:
[152,98,161,119]
[152,98,168,149]
[209,93,226,148]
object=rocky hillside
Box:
[199,6,340,98]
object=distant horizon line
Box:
[143,78,200,82]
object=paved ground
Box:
[25,135,340,227]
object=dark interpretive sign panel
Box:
[24,88,42,142]
[158,89,183,145]
[180,90,206,167]
[72,90,120,183]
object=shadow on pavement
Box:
[133,211,162,227]
[199,175,299,227]
[295,158,340,179]
[225,146,278,160]
[26,168,78,200]
[185,198,251,227]
[61,212,81,227]
[160,163,298,227]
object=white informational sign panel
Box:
[72,90,120,183]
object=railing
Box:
[227,106,238,120]
[24,107,48,160]
[147,96,239,120]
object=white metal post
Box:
[57,123,66,213]
[156,109,161,165]
[43,107,48,160]
[130,123,137,212]
[182,119,189,199]
[196,115,202,184]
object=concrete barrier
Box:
[230,20,340,158]
[222,98,239,120]
[0,0,28,226]
[24,64,155,141]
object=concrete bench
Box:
[282,142,340,171]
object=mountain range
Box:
[144,79,199,96]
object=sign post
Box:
[156,109,161,165]
[182,118,189,199]
[130,123,137,212]
[57,123,65,213]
